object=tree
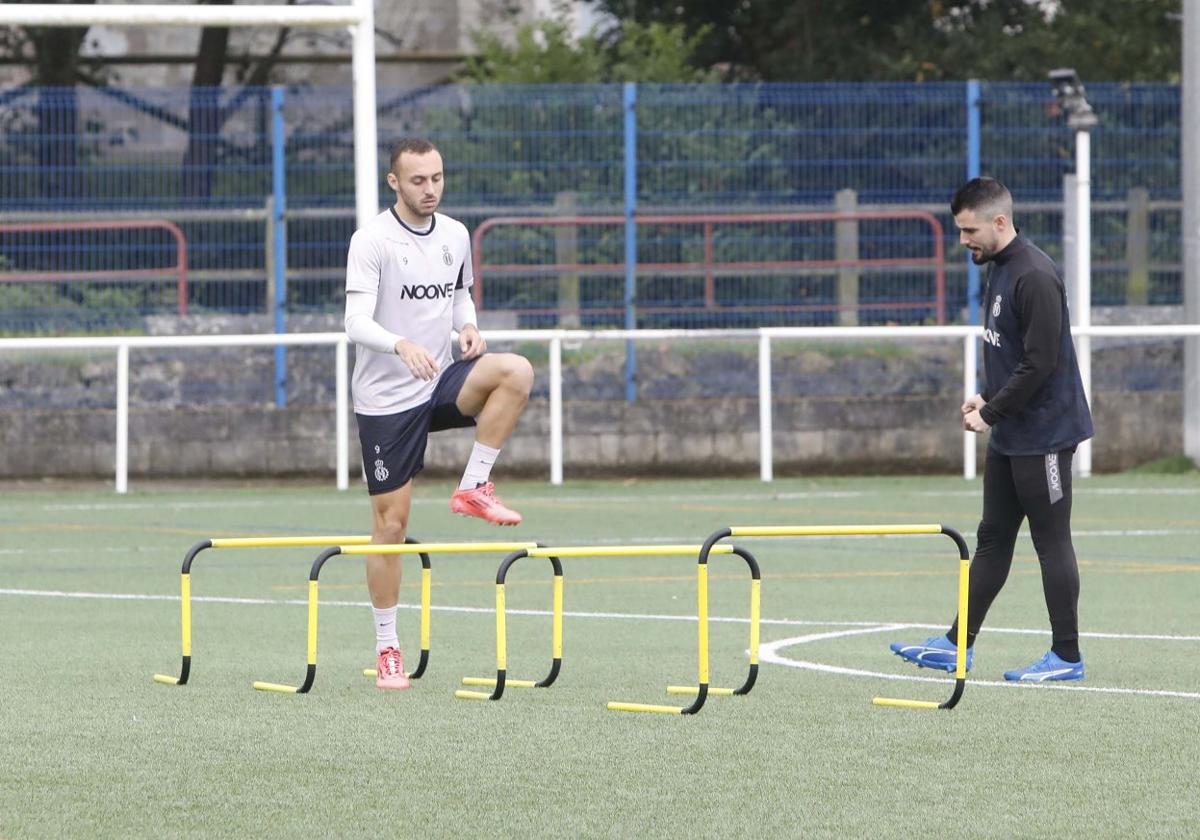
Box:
[183,0,296,202]
[594,0,1183,82]
[0,0,108,201]
[462,10,718,83]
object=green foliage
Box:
[463,8,718,84]
[596,0,1183,81]
[1126,455,1199,474]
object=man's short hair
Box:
[389,138,438,172]
[950,177,1013,220]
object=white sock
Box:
[459,441,501,490]
[373,605,399,653]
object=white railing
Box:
[2,324,1198,492]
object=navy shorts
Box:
[356,358,480,495]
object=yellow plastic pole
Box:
[524,544,733,558]
[420,565,432,653]
[152,572,192,685]
[252,681,300,694]
[606,702,683,715]
[552,574,563,660]
[697,562,710,687]
[180,572,193,656]
[495,583,507,672]
[954,556,970,679]
[338,541,537,556]
[729,524,943,538]
[873,698,941,710]
[665,686,735,696]
[306,580,319,666]
[462,677,537,689]
[209,536,372,549]
[749,577,761,666]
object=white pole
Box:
[758,332,773,482]
[1184,0,1200,465]
[336,338,349,490]
[1075,129,1093,477]
[115,344,129,494]
[550,336,563,485]
[351,0,379,230]
[963,334,977,480]
[0,4,363,27]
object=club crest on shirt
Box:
[441,245,453,266]
[992,295,1002,318]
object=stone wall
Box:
[0,330,1187,479]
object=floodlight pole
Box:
[1184,0,1200,466]
[1049,69,1097,477]
[1073,126,1093,477]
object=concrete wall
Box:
[0,337,1184,480]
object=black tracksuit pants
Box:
[949,447,1081,659]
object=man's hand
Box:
[963,409,991,433]
[459,324,486,360]
[961,392,990,432]
[394,339,439,380]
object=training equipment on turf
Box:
[454,543,761,716]
[152,535,375,687]
[1003,650,1085,682]
[252,540,542,694]
[890,635,974,672]
[699,523,971,711]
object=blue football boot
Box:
[889,634,972,673]
[1003,650,1084,682]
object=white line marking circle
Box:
[760,624,1200,701]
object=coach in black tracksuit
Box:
[946,177,1094,680]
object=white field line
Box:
[3,587,1197,699]
[2,587,1198,643]
[760,628,1200,701]
[4,529,1199,556]
[26,484,1200,513]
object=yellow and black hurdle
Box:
[152,535,375,687]
[455,543,761,716]
[251,540,543,694]
[699,524,971,710]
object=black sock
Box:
[1052,641,1081,662]
[945,631,976,648]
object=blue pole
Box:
[623,82,637,402]
[271,86,288,407]
[965,79,981,326]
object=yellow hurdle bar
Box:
[714,523,971,711]
[462,677,537,689]
[252,682,302,694]
[154,535,371,687]
[697,562,710,686]
[552,574,563,660]
[457,582,510,702]
[872,551,970,709]
[729,524,944,538]
[666,686,735,697]
[152,571,193,685]
[606,702,684,715]
[421,564,432,656]
[252,578,320,694]
[338,541,538,556]
[524,544,734,558]
[606,547,726,716]
[210,535,373,549]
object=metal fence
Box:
[0,82,1182,334]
